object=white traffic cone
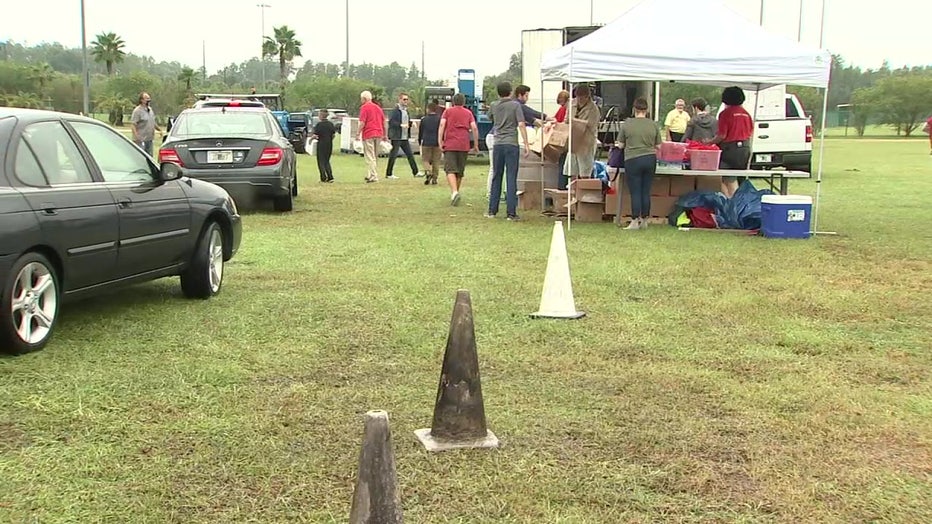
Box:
[531,221,585,319]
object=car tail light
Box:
[805,124,813,143]
[257,147,283,166]
[228,100,241,106]
[159,149,185,167]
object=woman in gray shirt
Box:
[619,98,662,230]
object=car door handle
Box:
[118,198,132,208]
[758,123,770,129]
[758,135,770,139]
[41,203,57,216]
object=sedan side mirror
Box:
[159,162,183,182]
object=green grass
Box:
[823,124,930,139]
[1,140,931,523]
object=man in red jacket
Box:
[357,90,386,183]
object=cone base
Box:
[530,310,586,319]
[414,428,499,452]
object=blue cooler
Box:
[761,195,812,239]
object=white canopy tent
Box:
[540,0,832,232]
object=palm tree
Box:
[28,63,55,96]
[91,32,127,76]
[262,25,302,87]
[178,66,196,91]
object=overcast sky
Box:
[2,0,929,81]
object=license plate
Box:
[756,154,772,163]
[207,150,233,163]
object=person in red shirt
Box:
[925,115,932,155]
[439,93,480,206]
[357,90,386,183]
[712,86,754,198]
[552,90,570,189]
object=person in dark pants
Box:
[486,81,530,221]
[385,92,420,179]
[618,97,662,230]
[418,102,442,185]
[712,86,754,198]
[312,109,336,182]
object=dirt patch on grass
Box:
[0,421,30,452]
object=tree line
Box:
[1,36,930,136]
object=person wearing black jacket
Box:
[418,102,442,185]
[385,92,421,179]
[312,109,336,182]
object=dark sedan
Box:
[160,106,298,211]
[0,108,242,355]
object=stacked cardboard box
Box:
[574,179,605,222]
[605,173,700,219]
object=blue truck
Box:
[422,69,492,151]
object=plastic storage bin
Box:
[688,149,721,171]
[761,195,812,239]
[658,141,688,162]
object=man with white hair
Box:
[357,90,386,183]
[663,98,690,142]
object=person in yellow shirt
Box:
[663,99,691,142]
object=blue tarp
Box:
[671,180,774,230]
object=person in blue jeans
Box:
[618,97,662,230]
[486,82,530,220]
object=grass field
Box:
[1,140,930,523]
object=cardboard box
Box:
[605,187,631,217]
[544,189,571,215]
[651,175,672,196]
[575,178,605,205]
[518,181,542,211]
[649,196,679,218]
[669,175,697,196]
[574,201,605,222]
[696,176,722,191]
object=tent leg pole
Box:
[813,84,830,234]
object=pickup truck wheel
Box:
[0,253,60,355]
[181,222,225,299]
[292,166,298,196]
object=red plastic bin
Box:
[658,141,688,162]
[688,149,722,171]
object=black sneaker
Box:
[424,177,431,185]
[507,215,521,221]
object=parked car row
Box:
[0,107,245,355]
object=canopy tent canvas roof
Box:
[540,0,831,89]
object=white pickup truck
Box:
[720,88,812,173]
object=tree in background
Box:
[91,32,127,76]
[178,66,195,91]
[262,26,302,90]
[27,62,55,97]
[482,52,522,103]
[849,87,878,137]
[872,73,932,137]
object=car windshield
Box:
[172,112,271,138]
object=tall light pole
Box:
[818,0,826,48]
[80,0,89,115]
[797,0,804,42]
[345,0,350,76]
[589,0,594,25]
[759,0,765,25]
[257,3,271,88]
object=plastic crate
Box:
[688,149,721,171]
[658,141,688,162]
